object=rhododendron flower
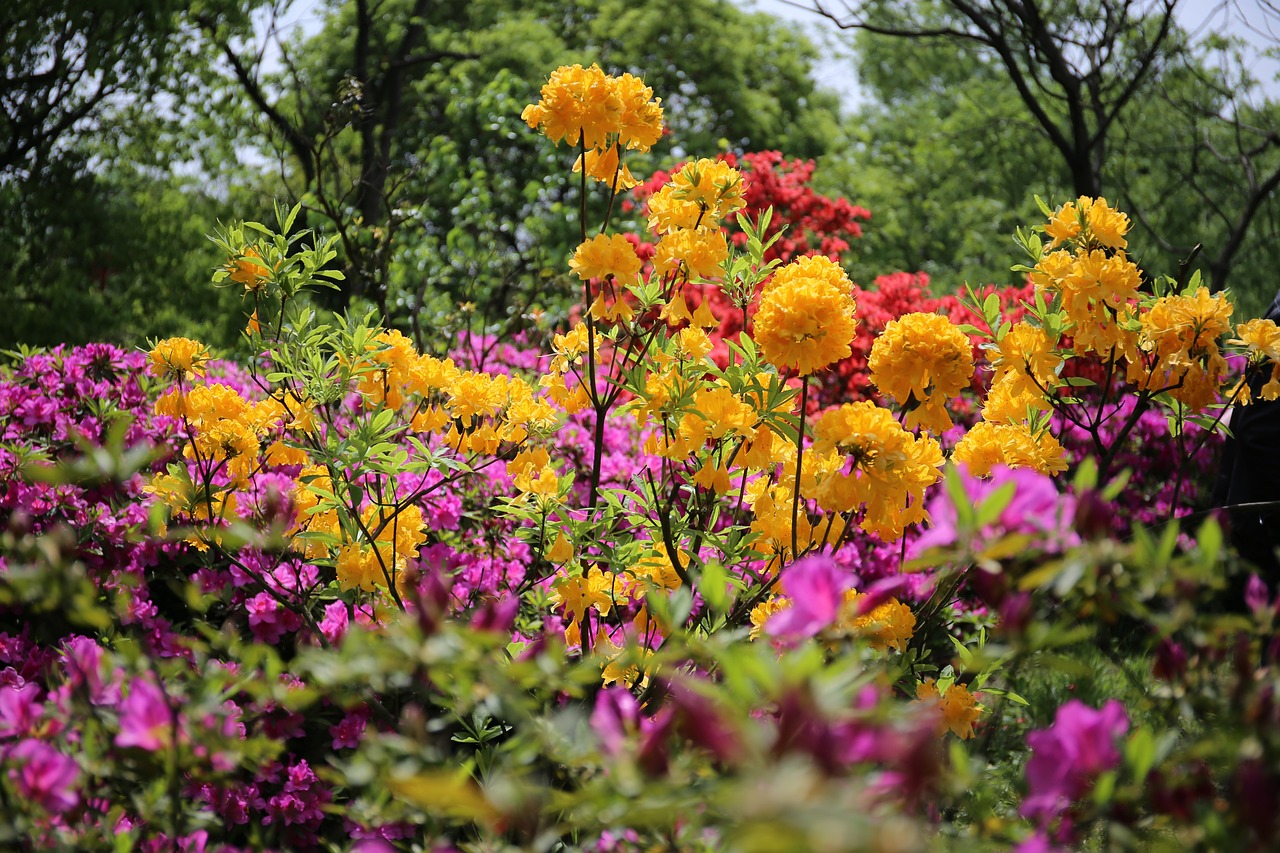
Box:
[913,464,1079,556]
[1022,699,1129,825]
[753,255,857,376]
[869,311,974,432]
[116,678,179,752]
[5,738,80,813]
[766,554,855,640]
[914,679,982,739]
[0,683,43,739]
[570,233,643,283]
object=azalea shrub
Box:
[2,62,1279,852]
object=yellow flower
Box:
[613,73,664,151]
[1232,318,1280,363]
[653,229,728,280]
[522,65,662,152]
[660,292,694,325]
[668,158,745,225]
[677,326,713,360]
[572,144,638,190]
[226,247,271,290]
[550,567,618,623]
[148,337,209,379]
[838,590,916,651]
[809,401,944,540]
[981,372,1051,424]
[546,531,574,564]
[1139,287,1233,362]
[647,183,709,234]
[749,596,790,640]
[754,256,857,376]
[521,63,618,150]
[989,323,1062,394]
[1044,196,1129,251]
[570,233,643,283]
[915,679,982,739]
[952,420,1068,477]
[869,312,974,433]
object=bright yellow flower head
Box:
[753,256,857,376]
[669,158,745,223]
[570,233,643,283]
[653,228,728,280]
[952,420,1068,477]
[572,144,638,190]
[1139,287,1233,362]
[521,64,663,153]
[148,337,210,379]
[1044,196,1130,251]
[1232,318,1280,363]
[809,401,944,540]
[226,247,271,290]
[915,679,983,739]
[988,322,1062,395]
[838,590,916,652]
[869,312,974,433]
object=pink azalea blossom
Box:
[6,738,80,813]
[765,554,855,641]
[116,678,179,752]
[1022,699,1129,825]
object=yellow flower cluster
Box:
[148,337,210,380]
[838,590,916,651]
[1033,248,1143,357]
[647,158,743,295]
[1044,196,1131,251]
[952,420,1067,477]
[914,679,982,739]
[1130,287,1233,411]
[808,401,944,541]
[868,312,975,433]
[754,256,858,376]
[521,64,663,192]
[1230,318,1280,402]
[570,233,643,284]
[154,382,283,486]
[226,247,271,291]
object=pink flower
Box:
[116,678,179,752]
[0,683,43,740]
[6,738,80,813]
[1022,700,1129,825]
[914,464,1079,556]
[591,685,645,756]
[765,554,855,641]
[330,707,369,750]
[318,600,350,645]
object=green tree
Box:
[200,0,846,335]
[808,1,1280,316]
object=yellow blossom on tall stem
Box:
[808,401,944,541]
[753,256,857,377]
[148,337,210,379]
[570,233,643,284]
[868,312,975,433]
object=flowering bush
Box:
[2,63,1279,852]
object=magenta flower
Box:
[591,685,644,756]
[765,554,855,641]
[1022,699,1129,825]
[914,464,1079,556]
[116,678,179,752]
[5,738,80,813]
[0,683,43,740]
